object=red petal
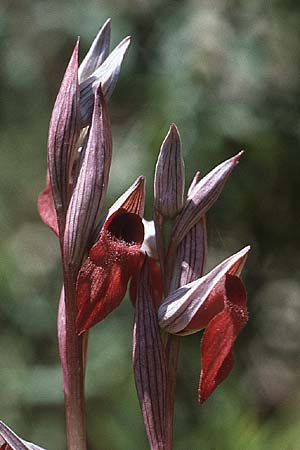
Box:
[215,350,235,387]
[37,179,59,236]
[198,274,247,403]
[76,211,144,333]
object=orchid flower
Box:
[158,246,250,403]
[76,177,145,334]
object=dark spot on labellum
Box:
[107,210,144,244]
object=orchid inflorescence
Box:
[0,19,250,450]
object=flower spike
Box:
[36,20,250,449]
[36,23,134,450]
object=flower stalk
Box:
[58,273,86,450]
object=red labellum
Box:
[198,274,247,403]
[76,209,144,334]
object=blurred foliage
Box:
[1,0,300,449]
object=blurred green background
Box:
[1,0,300,449]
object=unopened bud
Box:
[47,40,80,230]
[64,86,112,271]
[154,123,185,218]
[80,36,131,126]
[78,19,111,82]
[171,151,243,246]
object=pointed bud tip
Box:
[170,122,180,136]
[115,35,131,57]
[233,150,244,163]
[137,175,145,186]
[134,175,146,197]
[131,175,145,193]
[98,18,111,38]
[240,244,251,256]
[69,38,80,68]
[164,123,181,147]
[122,35,132,46]
[69,38,80,64]
[229,245,250,276]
